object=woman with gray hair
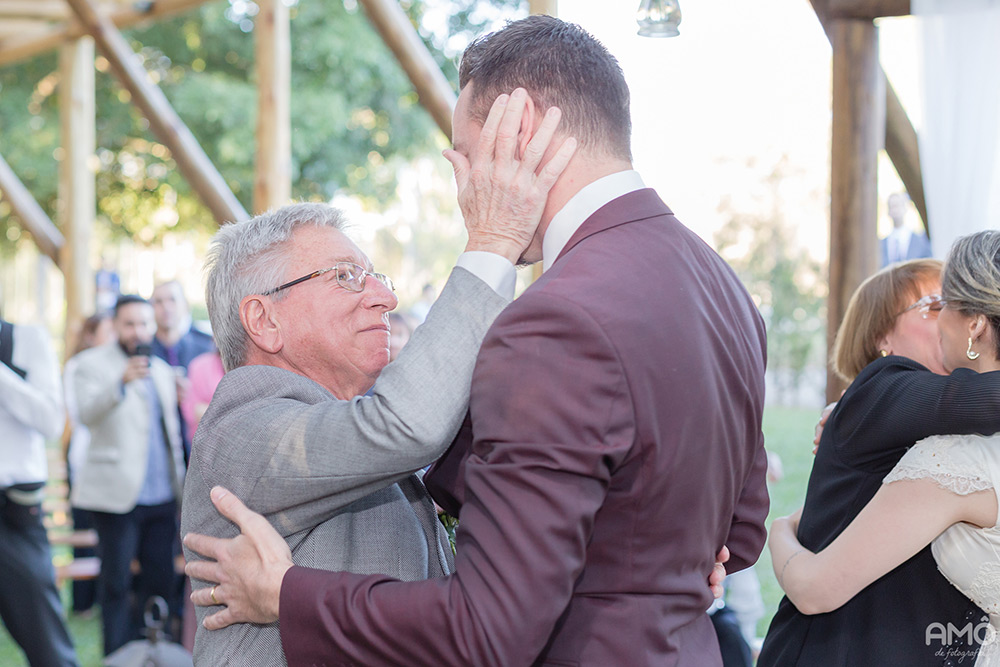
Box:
[769,230,1000,666]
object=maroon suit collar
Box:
[553,188,672,265]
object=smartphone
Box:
[132,343,153,366]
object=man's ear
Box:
[517,92,539,160]
[239,295,283,355]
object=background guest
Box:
[0,313,77,666]
[150,280,214,461]
[70,295,186,655]
[63,311,116,615]
[879,192,932,267]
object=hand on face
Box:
[446,87,578,265]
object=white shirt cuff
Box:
[456,251,516,301]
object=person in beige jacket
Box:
[71,294,186,655]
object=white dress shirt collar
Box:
[542,170,646,272]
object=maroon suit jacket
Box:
[280,189,769,666]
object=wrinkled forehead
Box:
[287,225,373,271]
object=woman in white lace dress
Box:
[770,230,1000,666]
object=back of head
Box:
[942,230,1000,361]
[832,258,943,382]
[205,203,347,372]
[459,15,631,161]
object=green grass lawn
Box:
[0,405,819,665]
[756,405,818,638]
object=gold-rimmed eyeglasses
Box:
[261,262,394,297]
[898,293,945,319]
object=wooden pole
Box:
[808,0,926,231]
[64,0,249,225]
[0,153,64,266]
[0,0,212,68]
[827,18,882,401]
[828,0,909,18]
[253,0,291,214]
[59,36,97,347]
[357,0,457,138]
[528,0,556,283]
[529,0,558,15]
[883,74,927,232]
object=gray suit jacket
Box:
[71,342,185,514]
[181,267,508,665]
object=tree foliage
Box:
[0,0,522,256]
[714,159,827,404]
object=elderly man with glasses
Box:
[180,95,576,664]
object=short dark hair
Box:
[114,294,149,317]
[459,15,632,161]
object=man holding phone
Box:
[71,294,186,655]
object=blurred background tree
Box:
[0,0,522,256]
[715,158,828,406]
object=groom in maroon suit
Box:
[186,15,769,665]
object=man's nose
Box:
[363,278,398,312]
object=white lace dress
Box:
[884,434,1000,666]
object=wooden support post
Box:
[884,75,927,232]
[528,0,557,284]
[828,0,909,18]
[64,0,249,225]
[827,19,882,401]
[0,153,64,266]
[60,36,97,347]
[357,0,457,138]
[0,0,211,68]
[808,0,927,231]
[529,0,558,15]
[254,0,291,214]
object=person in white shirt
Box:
[0,316,77,667]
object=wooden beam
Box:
[0,0,211,68]
[357,0,457,138]
[0,1,70,20]
[529,1,556,284]
[809,0,926,230]
[828,0,909,19]
[0,153,65,265]
[253,0,291,214]
[59,37,97,338]
[827,18,882,402]
[883,74,927,232]
[64,0,249,225]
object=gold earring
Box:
[880,349,888,358]
[967,337,980,361]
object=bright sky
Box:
[553,1,923,257]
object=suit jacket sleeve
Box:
[279,290,635,666]
[74,347,126,427]
[724,431,768,573]
[195,267,510,537]
[831,360,1000,471]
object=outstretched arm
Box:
[770,478,996,615]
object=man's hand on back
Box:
[184,487,292,629]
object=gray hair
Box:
[942,230,1000,361]
[205,203,348,371]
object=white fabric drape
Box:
[913,0,1000,258]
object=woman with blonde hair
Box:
[759,234,1000,666]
